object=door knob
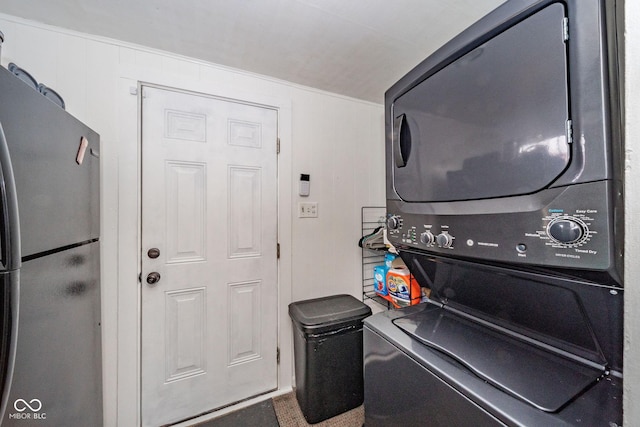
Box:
[146,272,161,285]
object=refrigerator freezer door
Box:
[0,66,99,258]
[3,242,101,426]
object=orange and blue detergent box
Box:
[386,267,421,308]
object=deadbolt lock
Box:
[148,248,160,259]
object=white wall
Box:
[624,1,640,424]
[0,14,385,426]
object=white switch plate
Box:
[298,202,318,218]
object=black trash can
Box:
[289,294,372,424]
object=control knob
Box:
[420,231,435,246]
[436,232,453,248]
[547,217,586,244]
[387,215,401,230]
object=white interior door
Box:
[140,85,279,427]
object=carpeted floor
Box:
[192,392,364,427]
[272,392,364,427]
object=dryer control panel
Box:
[386,181,618,273]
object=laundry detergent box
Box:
[386,267,421,307]
[384,252,396,268]
[373,265,388,296]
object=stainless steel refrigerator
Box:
[0,64,102,426]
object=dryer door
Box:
[391,3,570,203]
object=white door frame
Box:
[113,75,294,426]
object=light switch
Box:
[298,202,318,218]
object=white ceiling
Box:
[0,0,506,103]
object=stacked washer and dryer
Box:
[364,0,624,425]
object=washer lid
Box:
[394,305,603,413]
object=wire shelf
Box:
[361,206,391,310]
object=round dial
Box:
[436,233,453,248]
[387,215,401,230]
[547,217,587,245]
[420,231,435,246]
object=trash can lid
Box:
[289,294,371,328]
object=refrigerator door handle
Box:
[0,273,19,423]
[0,121,21,422]
[0,122,20,270]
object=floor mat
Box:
[193,399,279,427]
